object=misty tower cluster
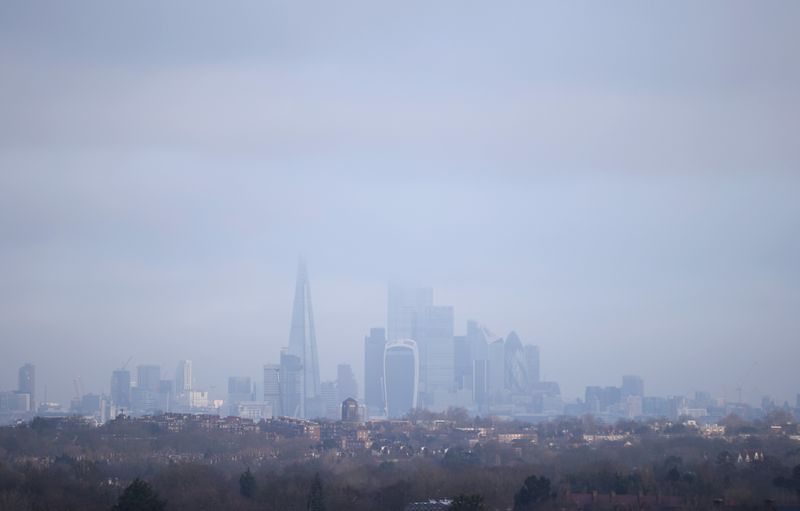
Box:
[258,261,547,421]
[364,286,546,419]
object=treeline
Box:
[1,414,800,510]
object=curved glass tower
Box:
[384,339,418,419]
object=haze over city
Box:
[2,1,799,408]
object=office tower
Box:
[585,386,603,412]
[288,259,320,414]
[466,320,490,362]
[387,286,433,340]
[387,285,454,405]
[336,364,358,402]
[602,386,622,409]
[453,335,471,390]
[175,360,192,393]
[227,376,252,416]
[320,381,339,419]
[472,359,488,410]
[136,365,161,391]
[341,397,360,422]
[621,375,644,398]
[280,350,304,418]
[384,339,418,419]
[263,364,281,417]
[17,363,35,410]
[157,380,173,412]
[110,369,131,409]
[524,344,540,386]
[488,338,505,398]
[504,332,528,393]
[364,327,386,414]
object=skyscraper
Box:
[387,285,454,407]
[263,364,281,417]
[504,332,528,393]
[110,369,131,410]
[288,258,320,414]
[280,350,304,418]
[384,339,418,419]
[453,334,471,390]
[17,363,35,410]
[364,327,386,415]
[488,338,505,398]
[621,375,644,398]
[524,344,540,386]
[227,376,253,416]
[136,365,161,391]
[387,286,432,340]
[175,360,192,393]
[336,364,358,402]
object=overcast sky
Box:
[1,1,799,405]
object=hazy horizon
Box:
[1,1,799,407]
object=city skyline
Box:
[1,260,795,415]
[1,1,799,410]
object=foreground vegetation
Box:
[0,412,799,510]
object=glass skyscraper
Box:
[384,339,418,419]
[288,258,320,415]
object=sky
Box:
[1,1,799,406]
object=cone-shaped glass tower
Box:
[288,258,321,407]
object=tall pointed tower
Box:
[288,258,321,408]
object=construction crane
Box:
[120,356,133,371]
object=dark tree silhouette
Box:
[450,493,485,511]
[773,464,800,500]
[112,478,166,511]
[513,475,551,511]
[307,472,325,511]
[239,467,256,499]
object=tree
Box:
[773,464,800,500]
[112,478,166,511]
[450,493,485,511]
[239,468,256,499]
[307,472,325,511]
[513,475,551,511]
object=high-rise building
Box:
[17,363,35,410]
[585,386,603,413]
[472,359,488,410]
[621,375,644,398]
[110,370,131,410]
[320,381,339,420]
[504,332,528,393]
[466,320,490,363]
[263,364,281,417]
[488,338,505,398]
[175,360,192,393]
[364,327,386,414]
[387,286,454,406]
[227,376,252,416]
[136,365,161,392]
[524,344,540,386]
[387,286,433,340]
[280,350,304,418]
[288,259,320,415]
[384,339,418,419]
[453,335,471,390]
[336,364,358,402]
